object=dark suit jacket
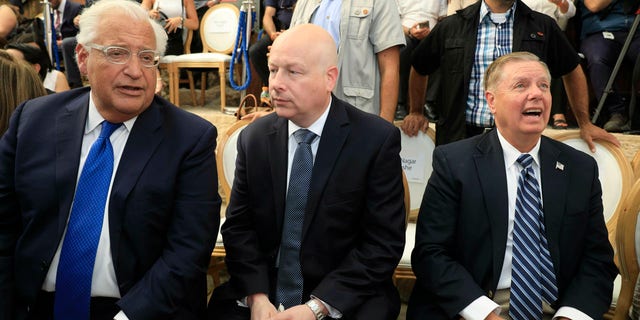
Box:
[58,0,82,39]
[0,87,221,320]
[209,96,406,319]
[411,0,581,145]
[406,129,617,319]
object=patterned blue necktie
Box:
[276,129,316,308]
[510,154,558,320]
[54,121,121,320]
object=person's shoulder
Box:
[151,96,215,131]
[337,98,397,132]
[541,135,597,165]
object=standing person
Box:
[249,0,297,106]
[400,0,619,153]
[395,0,447,120]
[142,0,199,56]
[289,0,405,123]
[577,0,640,132]
[207,24,406,320]
[0,49,47,135]
[521,0,576,129]
[0,0,221,319]
[406,52,617,320]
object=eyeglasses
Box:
[84,44,160,68]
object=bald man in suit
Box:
[208,24,406,320]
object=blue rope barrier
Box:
[49,10,61,71]
[229,9,256,91]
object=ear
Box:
[486,90,497,115]
[326,65,338,92]
[76,44,89,75]
[33,63,41,73]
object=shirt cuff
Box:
[113,310,129,320]
[553,306,593,320]
[459,295,501,320]
[311,295,343,319]
[237,297,249,308]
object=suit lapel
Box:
[269,116,289,234]
[108,101,164,262]
[539,137,566,267]
[55,92,90,233]
[302,99,350,237]
[473,130,510,285]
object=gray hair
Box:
[76,0,168,56]
[484,51,551,92]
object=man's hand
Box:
[409,23,430,40]
[270,304,316,320]
[579,122,620,153]
[249,293,278,320]
[400,112,429,137]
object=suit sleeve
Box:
[219,129,274,298]
[0,103,25,320]
[311,126,406,314]
[556,159,617,318]
[117,125,221,320]
[411,147,488,318]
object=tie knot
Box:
[100,121,122,139]
[517,154,533,169]
[294,129,316,145]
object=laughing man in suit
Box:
[407,52,617,320]
[0,1,221,319]
[208,24,406,320]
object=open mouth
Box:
[522,109,542,117]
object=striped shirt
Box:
[466,1,515,128]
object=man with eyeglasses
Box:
[0,1,221,319]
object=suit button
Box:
[488,290,493,298]
[40,260,48,271]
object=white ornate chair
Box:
[167,3,239,109]
[550,131,634,318]
[209,119,250,287]
[613,179,640,320]
[393,127,437,283]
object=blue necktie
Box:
[276,129,316,308]
[54,121,121,320]
[510,154,558,320]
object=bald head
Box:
[271,24,338,70]
[267,24,339,127]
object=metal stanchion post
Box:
[41,0,53,65]
[224,0,255,115]
[591,8,640,128]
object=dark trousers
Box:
[249,35,273,87]
[580,30,640,115]
[28,291,120,320]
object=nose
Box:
[123,55,145,78]
[269,70,285,92]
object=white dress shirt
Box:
[42,93,137,319]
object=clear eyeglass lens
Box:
[97,45,159,67]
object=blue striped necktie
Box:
[54,121,121,320]
[510,154,558,320]
[276,129,316,308]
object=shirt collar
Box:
[496,129,541,170]
[287,97,331,140]
[86,91,137,134]
[479,0,516,25]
